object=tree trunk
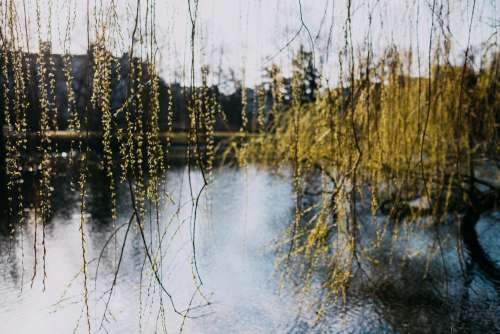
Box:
[461,191,500,291]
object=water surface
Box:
[0,159,498,333]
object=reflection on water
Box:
[0,157,499,333]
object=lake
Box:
[0,156,498,333]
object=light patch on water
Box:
[0,165,499,333]
[0,166,306,333]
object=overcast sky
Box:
[3,0,498,87]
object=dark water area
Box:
[0,154,499,333]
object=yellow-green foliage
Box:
[239,45,499,296]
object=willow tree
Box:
[0,0,498,331]
[239,40,499,304]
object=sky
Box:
[2,0,498,87]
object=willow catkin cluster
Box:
[146,61,164,203]
[256,83,266,132]
[3,73,15,224]
[63,53,80,152]
[12,49,28,223]
[200,66,216,182]
[194,67,208,168]
[92,41,117,219]
[1,46,14,224]
[236,70,250,168]
[163,82,174,171]
[30,40,55,289]
[185,65,218,185]
[118,59,137,184]
[269,64,283,122]
[134,59,146,219]
[288,50,306,257]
